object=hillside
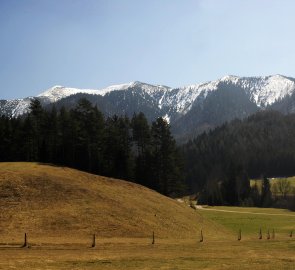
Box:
[0,162,217,241]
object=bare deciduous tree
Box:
[277,178,291,199]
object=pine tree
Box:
[27,98,45,161]
[131,112,152,186]
[150,117,185,196]
[47,106,59,163]
[102,115,134,180]
[22,116,38,161]
[71,99,104,172]
[58,106,74,166]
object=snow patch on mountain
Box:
[174,79,221,113]
[37,82,138,102]
[38,81,171,104]
[98,81,139,95]
[163,114,170,124]
[12,98,33,116]
[0,98,33,117]
[38,86,98,102]
[247,75,295,106]
[219,74,295,107]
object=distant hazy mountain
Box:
[1,75,295,140]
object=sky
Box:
[1,0,295,99]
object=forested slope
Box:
[182,110,295,207]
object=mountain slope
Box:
[0,162,218,240]
[172,82,259,138]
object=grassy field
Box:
[198,206,295,239]
[0,163,295,269]
[0,239,294,270]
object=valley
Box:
[2,1,295,269]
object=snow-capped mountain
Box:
[37,81,173,103]
[165,74,295,114]
[1,75,295,139]
[37,74,295,112]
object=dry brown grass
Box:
[0,239,294,270]
[0,162,223,243]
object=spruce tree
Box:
[102,115,133,180]
[151,117,185,196]
[131,112,152,186]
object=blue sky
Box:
[1,0,295,99]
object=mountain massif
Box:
[2,75,295,139]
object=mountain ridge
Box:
[1,74,295,140]
[2,74,294,116]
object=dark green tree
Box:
[151,117,185,196]
[131,112,152,186]
[71,99,104,172]
[27,98,45,161]
[102,115,133,180]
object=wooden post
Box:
[267,230,270,240]
[259,228,262,239]
[238,229,241,241]
[290,231,293,238]
[152,231,155,244]
[91,234,96,248]
[21,233,27,248]
[200,229,203,242]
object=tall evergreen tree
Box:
[131,112,152,186]
[71,99,104,172]
[151,117,185,196]
[103,115,133,180]
[27,98,45,161]
[58,106,75,166]
[22,116,38,161]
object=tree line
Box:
[182,110,295,209]
[2,99,295,209]
[0,98,184,196]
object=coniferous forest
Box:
[0,98,184,197]
[1,99,295,209]
[182,110,295,209]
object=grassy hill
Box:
[0,162,221,243]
